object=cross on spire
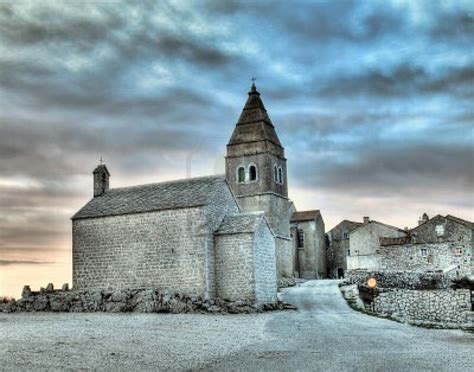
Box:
[99,155,103,165]
[250,76,257,92]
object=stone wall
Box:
[326,220,361,278]
[371,288,472,326]
[215,232,256,302]
[292,217,326,279]
[378,242,472,276]
[254,220,278,303]
[73,208,209,295]
[346,270,451,289]
[215,218,277,304]
[411,215,472,245]
[0,285,295,314]
[347,222,406,271]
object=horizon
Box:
[1,0,473,298]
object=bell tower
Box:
[225,83,293,278]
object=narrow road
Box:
[202,280,474,371]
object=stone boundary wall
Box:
[370,288,472,326]
[346,270,450,290]
[0,285,297,314]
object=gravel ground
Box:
[1,280,473,371]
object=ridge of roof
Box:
[351,219,405,234]
[291,210,321,222]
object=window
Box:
[297,229,305,248]
[274,165,278,182]
[343,232,348,239]
[435,224,445,237]
[421,248,427,257]
[237,167,245,183]
[249,165,257,181]
[278,167,283,184]
[347,249,351,256]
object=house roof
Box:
[72,175,229,220]
[215,212,269,235]
[291,210,321,222]
[410,214,473,232]
[445,215,473,227]
[327,219,363,234]
[227,84,282,148]
[92,164,110,176]
[351,220,405,234]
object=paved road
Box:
[202,280,474,371]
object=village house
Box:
[290,210,326,279]
[378,214,473,277]
[345,217,407,272]
[72,83,326,304]
[326,219,362,278]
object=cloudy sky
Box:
[0,0,473,297]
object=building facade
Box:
[346,217,407,272]
[378,214,473,276]
[326,220,362,278]
[290,211,326,279]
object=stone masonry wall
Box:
[347,223,406,271]
[201,181,240,298]
[254,220,278,304]
[1,285,295,314]
[371,288,471,325]
[215,233,256,302]
[73,207,210,297]
[378,242,472,276]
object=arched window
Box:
[249,165,257,181]
[237,166,245,183]
[274,165,278,182]
[278,167,283,184]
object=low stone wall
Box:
[0,284,297,314]
[370,288,472,326]
[346,270,450,290]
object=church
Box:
[72,83,326,304]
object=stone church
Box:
[72,83,326,304]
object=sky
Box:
[0,0,473,297]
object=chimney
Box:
[363,216,370,224]
[93,163,110,197]
[418,213,429,226]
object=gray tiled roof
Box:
[72,175,227,220]
[215,212,266,235]
[228,85,282,148]
[291,210,321,222]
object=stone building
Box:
[72,83,325,303]
[378,214,473,276]
[346,217,407,272]
[290,211,326,279]
[225,83,294,278]
[326,220,362,278]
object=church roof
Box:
[227,84,283,148]
[215,212,268,235]
[72,175,228,220]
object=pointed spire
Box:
[227,83,282,148]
